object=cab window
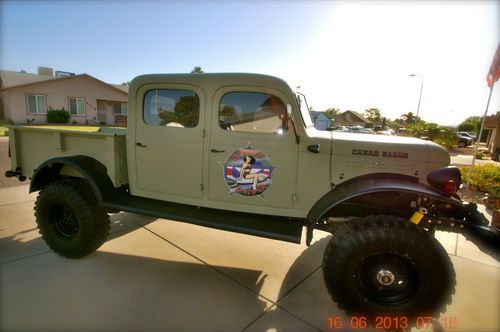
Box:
[144,89,199,128]
[219,92,286,133]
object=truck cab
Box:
[128,74,309,216]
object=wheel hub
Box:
[357,253,418,305]
[376,269,395,286]
[52,205,79,238]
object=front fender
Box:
[305,173,464,245]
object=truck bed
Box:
[7,125,128,187]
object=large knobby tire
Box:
[322,215,455,326]
[35,178,110,258]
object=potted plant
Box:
[483,187,500,210]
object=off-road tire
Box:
[35,178,110,258]
[322,215,455,326]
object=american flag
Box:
[487,43,500,88]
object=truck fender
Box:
[30,155,117,203]
[305,173,464,245]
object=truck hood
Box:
[307,129,451,183]
[330,132,450,164]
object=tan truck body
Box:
[8,73,451,219]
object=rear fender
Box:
[30,156,117,203]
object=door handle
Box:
[211,148,225,153]
[136,142,147,148]
[307,144,320,153]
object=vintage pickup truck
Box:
[5,73,499,326]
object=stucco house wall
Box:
[1,72,127,125]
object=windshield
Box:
[296,93,314,128]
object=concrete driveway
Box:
[0,184,499,332]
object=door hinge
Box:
[200,184,204,191]
[201,129,205,137]
[291,194,297,202]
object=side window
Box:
[144,89,199,128]
[219,92,286,133]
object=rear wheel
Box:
[35,178,110,258]
[458,141,467,148]
[322,215,455,327]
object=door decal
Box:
[221,144,276,197]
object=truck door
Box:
[134,85,204,200]
[208,87,299,210]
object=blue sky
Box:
[1,0,499,125]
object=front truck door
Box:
[135,85,204,200]
[208,88,299,211]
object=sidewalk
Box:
[0,185,499,332]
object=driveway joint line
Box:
[136,221,325,332]
[137,223,276,299]
[0,199,36,208]
[0,249,51,266]
[241,303,323,332]
[277,265,322,302]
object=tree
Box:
[457,122,475,132]
[120,81,131,87]
[159,95,199,127]
[400,112,418,125]
[324,108,341,118]
[458,116,481,134]
[364,108,382,123]
[191,66,204,74]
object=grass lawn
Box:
[29,125,101,132]
[0,119,8,136]
[0,123,127,136]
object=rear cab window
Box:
[143,89,200,128]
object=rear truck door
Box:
[134,84,205,199]
[208,87,299,210]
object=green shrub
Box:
[460,164,500,193]
[47,108,70,124]
[433,136,456,149]
[476,151,484,160]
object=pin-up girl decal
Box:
[223,145,275,197]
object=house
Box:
[309,111,333,130]
[483,111,500,158]
[0,67,128,126]
[332,110,373,128]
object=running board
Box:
[103,193,304,244]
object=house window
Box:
[113,102,128,115]
[219,92,286,133]
[69,97,85,116]
[27,94,46,114]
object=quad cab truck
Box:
[6,73,500,327]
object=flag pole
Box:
[465,85,494,189]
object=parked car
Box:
[457,131,477,142]
[456,133,474,148]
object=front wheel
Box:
[35,178,110,258]
[322,215,455,326]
